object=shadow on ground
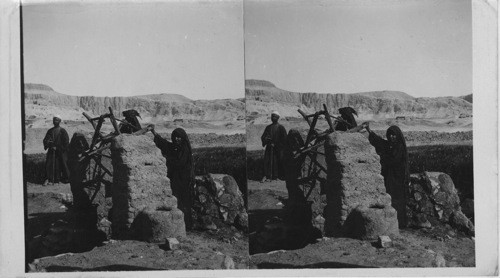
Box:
[44,265,161,272]
[27,212,67,238]
[255,261,376,269]
[249,209,283,233]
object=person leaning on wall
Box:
[148,124,195,230]
[362,122,409,228]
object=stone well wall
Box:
[323,132,399,239]
[408,171,474,236]
[193,174,248,231]
[110,134,184,239]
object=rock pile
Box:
[407,172,474,236]
[192,174,248,231]
[324,132,399,239]
[131,208,186,243]
[110,134,185,239]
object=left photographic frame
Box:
[21,0,248,272]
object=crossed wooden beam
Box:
[79,107,153,201]
[294,104,346,200]
[77,108,119,201]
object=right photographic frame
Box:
[245,0,478,270]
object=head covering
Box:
[286,129,304,151]
[386,125,405,145]
[122,109,141,119]
[120,109,142,133]
[338,107,358,128]
[386,125,409,185]
[271,111,280,117]
[172,128,188,143]
[338,107,358,117]
[170,127,194,178]
[171,128,192,157]
[68,132,89,159]
[53,115,61,120]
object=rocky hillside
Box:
[245,80,472,120]
[24,83,244,122]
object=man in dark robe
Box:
[364,123,409,228]
[261,111,287,182]
[119,109,142,134]
[335,107,359,132]
[43,115,70,185]
[150,125,194,229]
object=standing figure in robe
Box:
[150,125,194,229]
[260,111,287,182]
[43,115,70,185]
[364,123,409,228]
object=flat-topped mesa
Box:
[245,79,276,88]
[244,80,472,119]
[323,132,399,239]
[110,134,186,241]
[24,83,56,92]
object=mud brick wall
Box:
[110,134,180,239]
[323,132,393,237]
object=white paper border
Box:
[0,0,497,277]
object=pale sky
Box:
[244,0,472,97]
[23,1,244,99]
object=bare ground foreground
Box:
[27,183,248,272]
[247,180,475,269]
[24,118,474,271]
[246,120,474,269]
[25,128,248,272]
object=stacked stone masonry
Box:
[408,172,474,236]
[110,134,185,239]
[193,174,248,230]
[323,132,399,239]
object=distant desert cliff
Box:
[24,81,471,124]
[245,80,472,120]
[24,83,245,122]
